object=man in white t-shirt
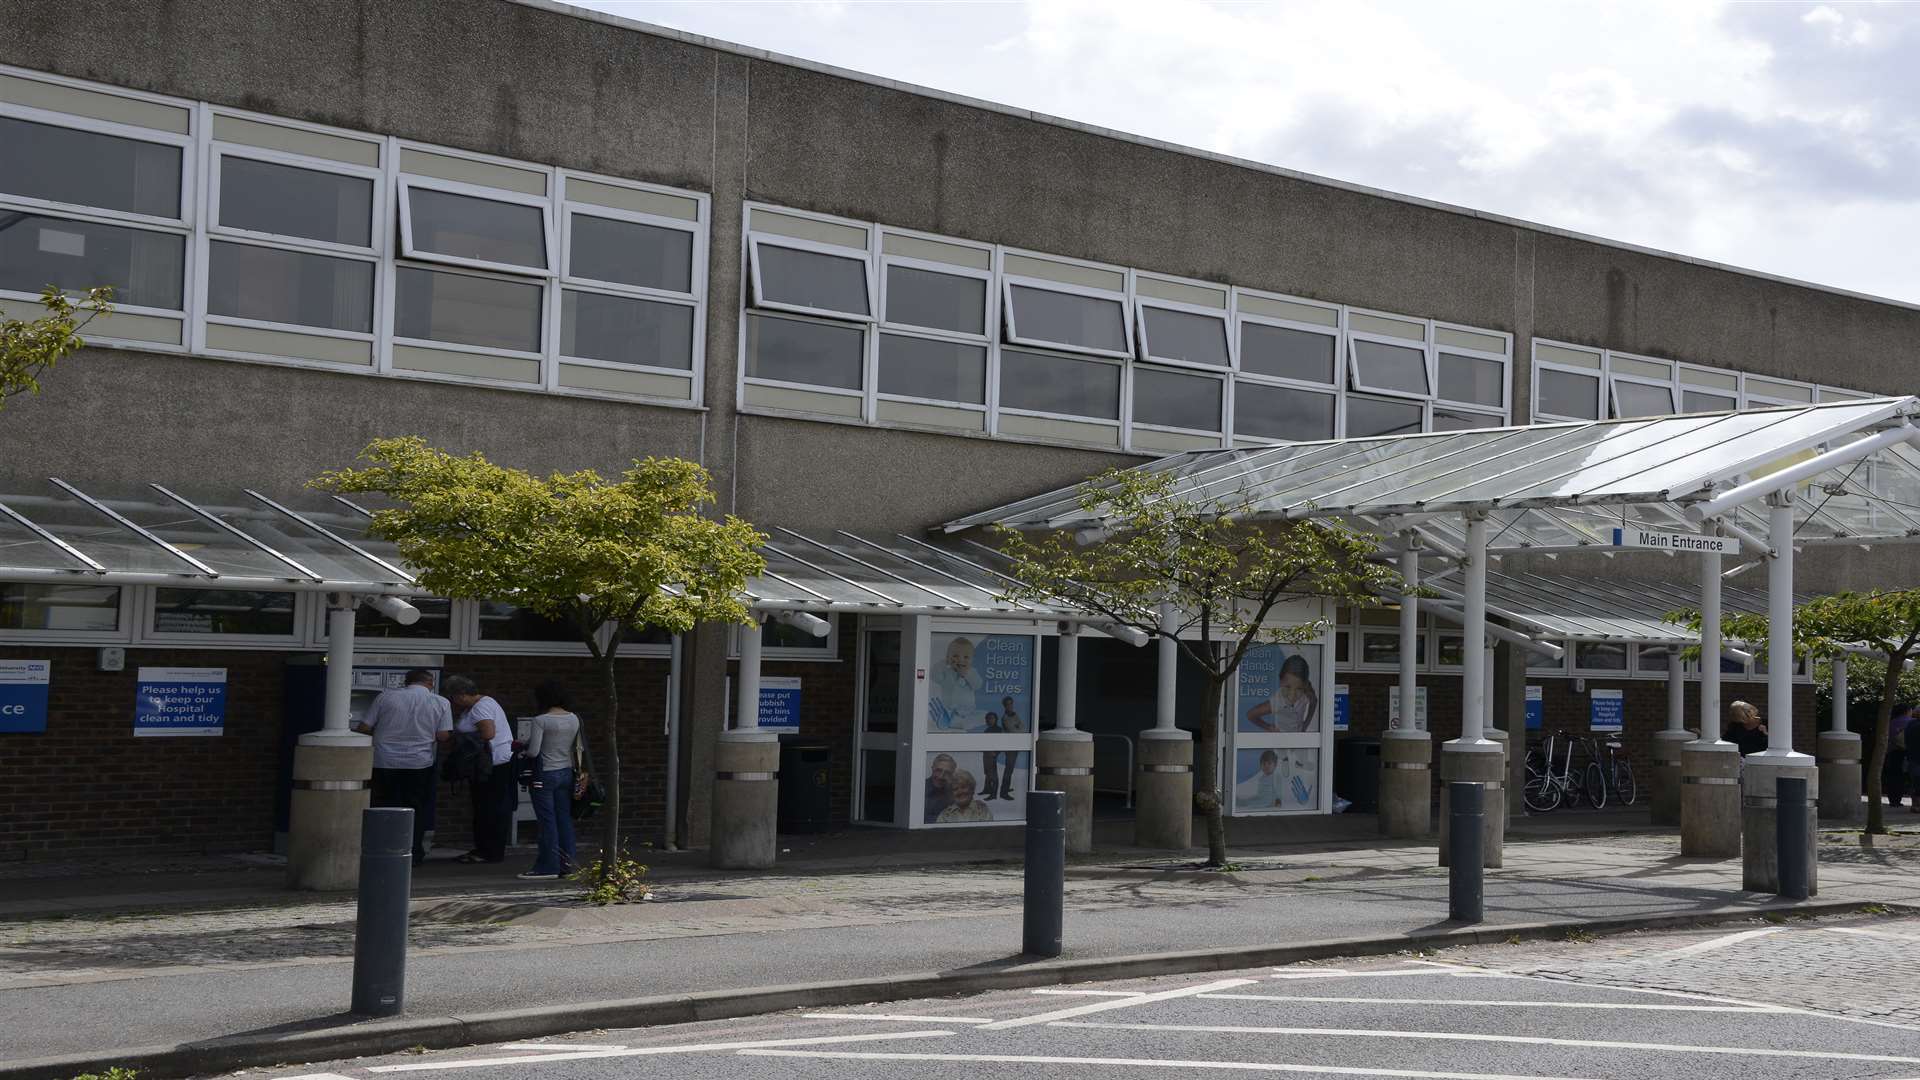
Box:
[445,675,516,864]
[353,669,452,864]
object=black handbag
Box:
[571,732,606,819]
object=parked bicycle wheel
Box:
[1585,761,1608,809]
[1613,759,1638,806]
[1523,772,1563,813]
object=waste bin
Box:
[777,742,833,834]
[1334,738,1382,814]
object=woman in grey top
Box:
[519,679,582,879]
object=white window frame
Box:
[389,260,549,364]
[1430,321,1512,420]
[1342,390,1429,439]
[740,308,873,403]
[1525,639,1571,676]
[1740,372,1817,410]
[1345,308,1433,402]
[1677,363,1741,414]
[306,594,462,652]
[1530,340,1606,423]
[1229,380,1339,447]
[1134,294,1234,372]
[1128,362,1227,445]
[1606,351,1679,420]
[1230,294,1343,447]
[1000,249,1133,360]
[873,237,994,416]
[464,599,597,657]
[396,174,554,279]
[727,614,841,662]
[0,581,134,645]
[555,186,707,386]
[993,345,1126,434]
[746,233,876,324]
[205,142,381,257]
[1570,639,1632,677]
[136,585,310,649]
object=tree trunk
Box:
[599,650,623,880]
[1866,662,1897,836]
[1194,673,1229,867]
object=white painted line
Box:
[1467,965,1920,1035]
[1054,1021,1920,1066]
[1656,927,1783,958]
[802,1006,998,1014]
[1825,925,1920,943]
[981,977,1257,1031]
[1031,988,1146,997]
[364,1029,952,1072]
[740,1048,1603,1080]
[497,1042,626,1051]
[1269,968,1483,980]
[1199,992,1781,1013]
[278,1074,358,1079]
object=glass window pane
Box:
[999,348,1120,419]
[1526,644,1565,672]
[405,186,546,269]
[755,242,870,317]
[1345,393,1424,437]
[218,156,372,247]
[1683,390,1738,414]
[1234,382,1334,441]
[1335,631,1349,664]
[567,213,692,293]
[476,600,579,643]
[746,312,864,389]
[0,117,180,218]
[1240,322,1335,383]
[1363,632,1424,666]
[0,583,120,631]
[151,588,295,636]
[394,266,542,352]
[1614,381,1676,418]
[1132,366,1222,431]
[1433,408,1501,432]
[207,241,373,332]
[1142,306,1229,367]
[0,214,184,310]
[1638,646,1671,672]
[1575,641,1628,671]
[877,333,985,403]
[355,597,453,640]
[1438,635,1464,667]
[885,265,985,335]
[1351,339,1430,395]
[1437,351,1503,406]
[864,629,901,734]
[1008,284,1126,353]
[561,290,693,369]
[1538,368,1601,419]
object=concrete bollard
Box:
[351,807,414,1017]
[1023,790,1065,958]
[1776,775,1810,901]
[1448,782,1485,923]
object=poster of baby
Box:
[926,633,1035,734]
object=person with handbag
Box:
[444,675,515,865]
[518,679,582,879]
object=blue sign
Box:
[0,659,51,734]
[134,667,227,737]
[759,676,802,732]
[1525,685,1544,732]
[927,633,1034,734]
[1333,684,1350,732]
[1590,688,1624,733]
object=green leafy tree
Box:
[993,468,1404,867]
[316,437,766,870]
[1674,589,1920,834]
[1,286,112,410]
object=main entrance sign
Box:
[1610,527,1739,555]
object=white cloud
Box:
[571,0,1920,302]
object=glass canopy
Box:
[749,527,1081,618]
[1404,566,1808,646]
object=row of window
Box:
[1332,611,1810,682]
[1531,340,1871,423]
[0,65,709,404]
[737,203,1514,454]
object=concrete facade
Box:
[2,0,1915,857]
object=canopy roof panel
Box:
[946,398,1920,556]
[748,528,1082,619]
[1403,567,1805,646]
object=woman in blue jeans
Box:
[518,679,582,879]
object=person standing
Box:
[444,675,515,864]
[1727,700,1769,757]
[1885,703,1913,808]
[519,679,582,879]
[352,668,452,865]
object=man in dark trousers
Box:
[353,668,452,863]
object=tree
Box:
[1674,589,1920,835]
[315,437,766,873]
[993,467,1405,867]
[1,286,112,411]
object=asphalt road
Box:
[238,914,1920,1080]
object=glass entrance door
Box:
[855,626,901,824]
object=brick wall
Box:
[736,655,860,827]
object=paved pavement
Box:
[5,829,1918,1067]
[230,912,1920,1080]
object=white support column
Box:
[1398,546,1420,734]
[1440,511,1502,868]
[1681,525,1741,855]
[1819,655,1859,823]
[1766,494,1795,755]
[712,614,778,869]
[1746,492,1818,891]
[1137,602,1193,849]
[1156,603,1178,733]
[1650,651,1692,826]
[1382,539,1433,838]
[287,593,372,890]
[1040,625,1093,853]
[1831,659,1849,733]
[1056,628,1080,733]
[735,616,763,734]
[1461,512,1489,744]
[1667,661,1686,733]
[1700,548,1723,744]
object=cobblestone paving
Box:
[1446,911,1920,1026]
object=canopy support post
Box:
[1040,625,1093,854]
[1745,491,1818,891]
[288,592,372,891]
[1682,523,1742,855]
[713,614,778,869]
[1440,511,1502,869]
[1651,652,1691,826]
[1381,539,1431,839]
[1137,603,1193,850]
[1819,657,1859,823]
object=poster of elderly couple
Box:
[923,632,1033,825]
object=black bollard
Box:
[1776,775,1809,901]
[1448,781,1484,923]
[351,807,414,1017]
[1023,790,1065,958]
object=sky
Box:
[568,0,1920,304]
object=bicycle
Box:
[1523,730,1606,813]
[1591,733,1637,806]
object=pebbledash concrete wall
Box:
[2,0,1915,853]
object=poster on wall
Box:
[134,667,227,737]
[1233,747,1320,813]
[1590,688,1624,732]
[1332,684,1350,732]
[759,676,802,732]
[924,749,1029,824]
[0,660,51,734]
[1388,685,1429,732]
[1235,643,1323,732]
[926,633,1034,734]
[1526,685,1544,731]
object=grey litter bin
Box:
[777,742,833,834]
[1335,738,1382,814]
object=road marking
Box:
[1825,925,1920,943]
[1269,969,1458,980]
[364,1029,952,1072]
[1054,1021,1920,1066]
[1031,988,1146,997]
[279,1074,357,1079]
[1199,992,1780,1012]
[497,1042,626,1051]
[1654,927,1783,958]
[802,1006,998,1014]
[740,1048,1603,1079]
[981,977,1257,1030]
